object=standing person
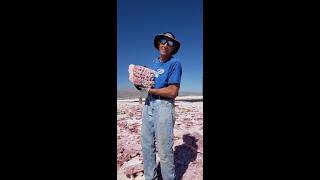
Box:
[138,32,182,180]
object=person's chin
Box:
[160,51,169,56]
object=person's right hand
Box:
[134,84,143,90]
[134,84,150,93]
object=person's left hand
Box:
[140,86,150,93]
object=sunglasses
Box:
[160,38,174,47]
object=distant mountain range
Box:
[117,86,202,99]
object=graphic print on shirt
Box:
[154,68,165,78]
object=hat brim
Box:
[154,34,180,55]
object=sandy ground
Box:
[117,96,203,180]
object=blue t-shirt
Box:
[151,57,182,89]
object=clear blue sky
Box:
[117,0,203,93]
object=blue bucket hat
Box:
[154,32,180,55]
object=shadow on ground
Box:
[156,134,198,180]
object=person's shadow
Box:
[157,134,198,180]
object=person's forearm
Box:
[148,86,179,99]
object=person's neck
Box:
[159,55,172,62]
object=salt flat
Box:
[118,95,203,102]
[117,96,203,180]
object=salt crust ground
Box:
[117,96,203,180]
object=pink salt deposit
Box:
[128,64,155,88]
[117,96,203,180]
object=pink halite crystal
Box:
[128,64,155,88]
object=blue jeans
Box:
[140,95,176,180]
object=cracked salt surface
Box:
[117,96,203,180]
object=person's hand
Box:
[139,87,150,93]
[134,84,150,93]
[134,84,143,90]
